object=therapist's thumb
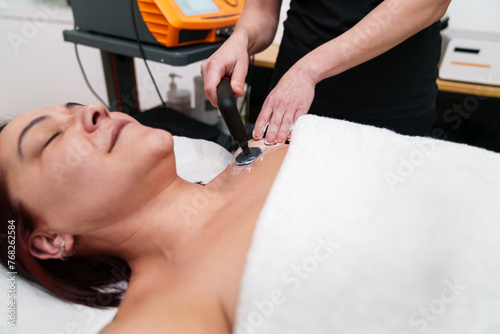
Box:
[230,62,248,97]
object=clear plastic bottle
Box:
[167,73,191,116]
[192,75,219,125]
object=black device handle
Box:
[217,77,250,155]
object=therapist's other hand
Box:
[200,34,249,108]
[253,69,315,145]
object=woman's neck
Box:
[108,173,235,274]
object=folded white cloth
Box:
[173,136,232,183]
[234,115,500,334]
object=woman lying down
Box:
[1,102,500,334]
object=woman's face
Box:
[0,102,175,234]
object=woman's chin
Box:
[143,128,175,158]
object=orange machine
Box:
[137,0,244,47]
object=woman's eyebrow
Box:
[18,115,51,159]
[66,102,83,109]
[17,103,80,159]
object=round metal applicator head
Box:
[235,147,262,166]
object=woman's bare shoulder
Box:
[100,282,231,334]
[100,297,230,334]
[100,313,230,334]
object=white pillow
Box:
[0,137,232,334]
[0,267,117,334]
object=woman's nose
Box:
[80,102,110,132]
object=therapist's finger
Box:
[275,110,295,144]
[230,58,248,98]
[253,98,274,140]
[264,104,288,145]
[202,57,249,107]
[201,59,227,107]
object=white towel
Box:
[234,115,500,334]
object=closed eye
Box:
[43,131,61,149]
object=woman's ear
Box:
[28,232,74,260]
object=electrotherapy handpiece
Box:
[217,78,262,165]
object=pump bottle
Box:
[167,74,191,116]
[192,75,220,125]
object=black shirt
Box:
[270,0,442,120]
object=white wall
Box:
[446,0,500,33]
[0,1,103,119]
[1,0,499,121]
[0,0,202,121]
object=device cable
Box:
[130,0,170,117]
[74,43,110,109]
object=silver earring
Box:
[60,240,76,261]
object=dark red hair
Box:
[0,124,130,308]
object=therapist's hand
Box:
[253,68,316,144]
[200,34,250,108]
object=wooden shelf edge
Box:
[437,79,500,98]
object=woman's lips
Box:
[108,120,130,153]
